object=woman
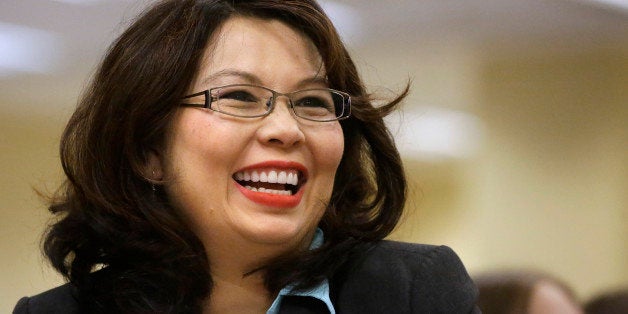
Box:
[475,270,583,314]
[14,0,478,313]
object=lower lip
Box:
[235,182,304,208]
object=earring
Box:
[151,170,157,191]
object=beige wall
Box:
[2,42,627,312]
[1,111,67,311]
[381,43,628,300]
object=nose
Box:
[257,97,305,148]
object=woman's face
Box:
[159,17,344,253]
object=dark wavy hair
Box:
[44,0,408,312]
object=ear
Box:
[145,149,164,182]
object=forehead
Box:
[195,16,324,88]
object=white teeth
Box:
[287,173,297,185]
[235,169,301,196]
[244,185,291,195]
[277,171,287,184]
[268,171,277,183]
[234,169,300,186]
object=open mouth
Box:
[233,168,304,196]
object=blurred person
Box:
[585,288,628,314]
[475,270,583,314]
[13,0,479,313]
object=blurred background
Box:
[1,0,626,311]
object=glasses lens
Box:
[292,89,347,121]
[212,85,272,117]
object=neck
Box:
[201,238,288,314]
[199,230,316,313]
[204,269,273,314]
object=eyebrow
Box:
[200,69,329,89]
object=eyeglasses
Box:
[181,84,351,122]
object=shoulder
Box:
[340,241,470,284]
[331,241,479,313]
[13,283,80,314]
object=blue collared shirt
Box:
[266,228,335,314]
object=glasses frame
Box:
[181,84,351,122]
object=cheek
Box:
[313,124,344,174]
[162,115,229,198]
[167,114,244,166]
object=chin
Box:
[243,220,310,247]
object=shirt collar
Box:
[266,228,335,314]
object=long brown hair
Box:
[44,0,408,312]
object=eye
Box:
[219,90,258,102]
[295,97,333,111]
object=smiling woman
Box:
[13,0,478,313]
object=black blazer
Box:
[14,241,480,313]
